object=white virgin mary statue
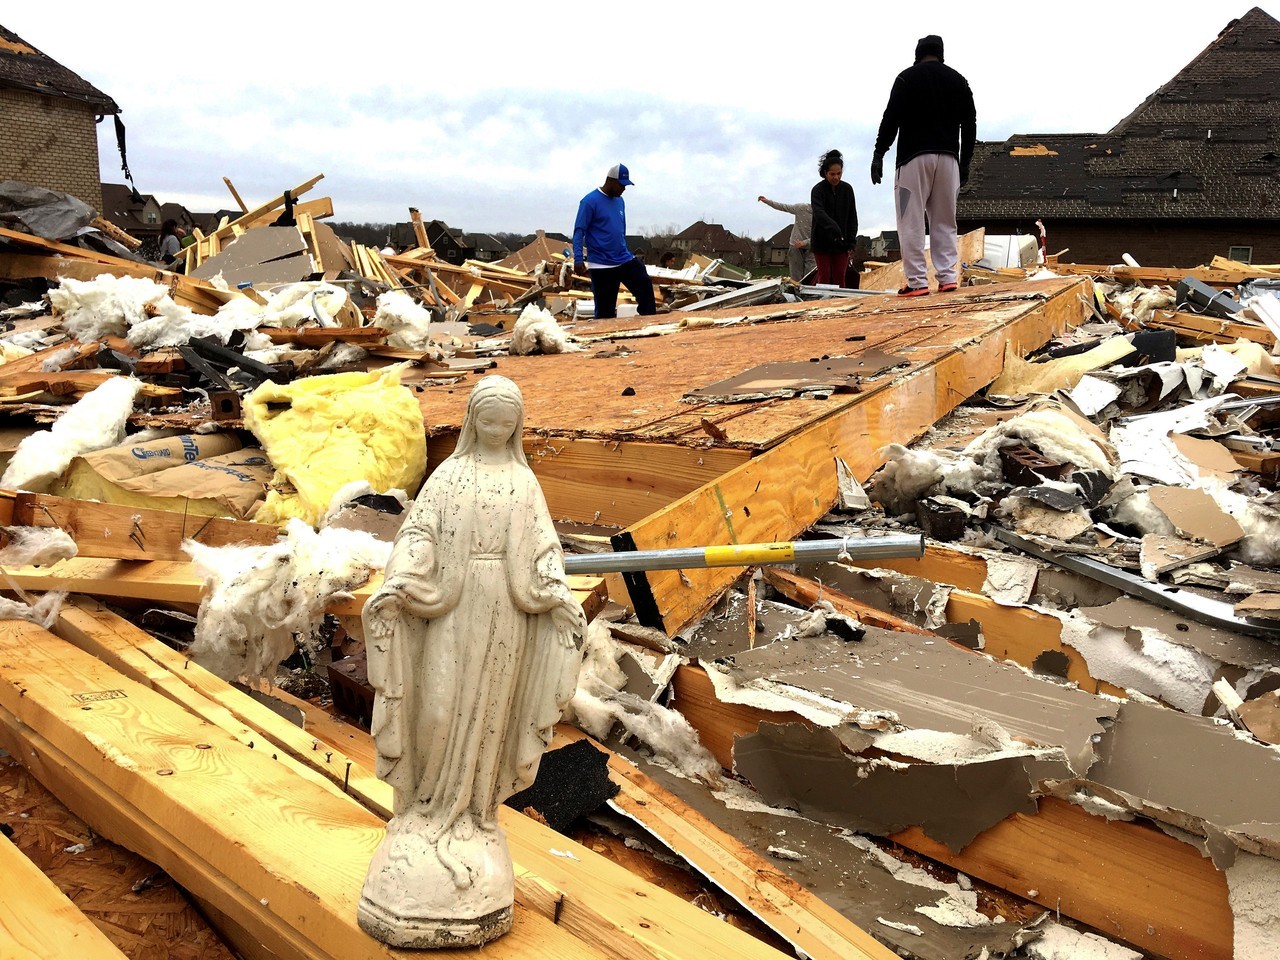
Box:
[358,375,586,948]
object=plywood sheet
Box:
[416,279,1086,451]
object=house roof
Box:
[0,24,118,112]
[673,220,754,256]
[959,7,1280,222]
[767,224,793,247]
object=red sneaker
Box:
[897,285,929,297]
[938,281,958,292]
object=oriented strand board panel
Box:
[418,278,1089,451]
[0,830,128,960]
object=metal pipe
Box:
[564,534,924,575]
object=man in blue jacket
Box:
[870,35,977,297]
[573,164,657,319]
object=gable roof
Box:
[959,8,1280,222]
[767,224,793,247]
[673,220,755,256]
[0,24,118,112]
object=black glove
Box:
[959,162,970,188]
[870,154,884,186]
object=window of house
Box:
[1229,245,1253,263]
[146,212,157,223]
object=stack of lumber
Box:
[0,593,894,960]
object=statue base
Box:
[358,810,515,949]
[357,897,512,948]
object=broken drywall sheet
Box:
[704,623,1116,776]
[791,562,952,631]
[1074,596,1279,710]
[1170,433,1242,483]
[1022,920,1142,960]
[621,748,1029,960]
[685,349,905,402]
[1083,700,1280,867]
[1228,850,1280,960]
[683,594,830,661]
[1149,485,1245,548]
[1065,374,1123,418]
[733,721,1058,851]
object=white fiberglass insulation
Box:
[872,408,1113,514]
[0,526,77,567]
[0,527,78,627]
[566,621,720,782]
[185,519,391,681]
[373,291,437,352]
[256,282,349,329]
[962,409,1114,477]
[510,304,583,355]
[46,274,267,350]
[48,274,168,340]
[128,296,264,350]
[0,376,141,492]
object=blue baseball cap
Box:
[607,163,633,186]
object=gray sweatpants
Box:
[894,153,960,289]
[788,244,817,282]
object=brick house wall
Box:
[959,218,1280,268]
[0,87,104,212]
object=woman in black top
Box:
[810,149,857,286]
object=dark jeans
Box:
[589,257,657,318]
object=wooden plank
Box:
[43,605,793,960]
[223,176,249,213]
[0,253,239,316]
[90,216,141,251]
[3,557,608,622]
[0,829,129,959]
[555,727,897,960]
[1146,309,1273,346]
[668,665,1232,960]
[207,174,325,242]
[891,801,1231,960]
[1053,262,1255,287]
[0,750,237,960]
[0,627,605,960]
[408,207,432,253]
[618,281,1089,634]
[427,434,749,528]
[13,493,280,561]
[860,228,985,292]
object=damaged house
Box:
[958,7,1280,266]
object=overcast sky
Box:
[6,3,1267,240]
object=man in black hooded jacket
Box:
[870,34,976,297]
